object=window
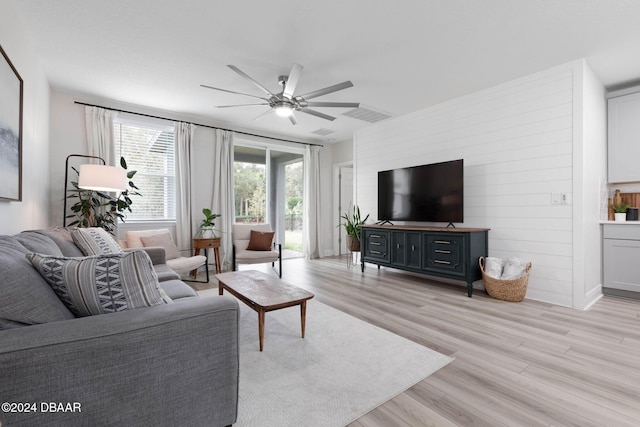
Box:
[113,119,175,221]
[234,159,266,223]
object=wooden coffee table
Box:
[216,270,314,351]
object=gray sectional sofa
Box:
[0,227,239,427]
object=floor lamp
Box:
[63,154,128,226]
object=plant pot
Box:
[614,212,627,222]
[346,235,361,252]
[200,227,217,238]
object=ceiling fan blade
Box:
[200,84,270,101]
[297,81,354,101]
[215,103,270,108]
[252,108,275,121]
[305,101,360,108]
[289,112,298,125]
[299,108,336,121]
[227,65,277,98]
[283,63,303,99]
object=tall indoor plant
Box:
[339,205,369,252]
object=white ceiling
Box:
[14,0,640,144]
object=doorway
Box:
[333,163,354,256]
[234,144,304,258]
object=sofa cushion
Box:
[160,279,199,300]
[0,236,75,330]
[27,250,171,317]
[140,231,180,260]
[14,231,64,256]
[34,227,85,257]
[235,249,279,263]
[153,263,181,282]
[71,227,124,256]
[246,230,275,251]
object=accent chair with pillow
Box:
[123,228,207,280]
[232,223,282,277]
[0,227,239,427]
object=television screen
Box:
[378,159,463,223]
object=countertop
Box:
[600,220,640,225]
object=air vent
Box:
[311,128,335,136]
[342,106,392,123]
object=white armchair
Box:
[123,229,207,281]
[232,223,282,277]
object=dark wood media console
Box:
[361,225,489,297]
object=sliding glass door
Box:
[233,144,304,258]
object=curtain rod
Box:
[74,101,324,147]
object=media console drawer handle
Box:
[371,242,381,246]
[435,249,451,254]
[371,250,381,255]
[371,234,382,238]
[434,260,451,265]
[435,240,451,244]
[411,245,415,251]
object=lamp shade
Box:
[78,164,127,193]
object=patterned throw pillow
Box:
[71,227,124,256]
[246,230,275,251]
[27,251,170,317]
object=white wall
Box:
[49,91,86,227]
[0,1,51,234]
[332,139,353,165]
[47,89,336,257]
[573,62,607,309]
[354,59,605,308]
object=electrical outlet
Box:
[552,192,571,205]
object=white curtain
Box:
[211,129,235,270]
[85,106,119,165]
[83,106,119,227]
[303,145,322,259]
[175,122,196,254]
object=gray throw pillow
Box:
[71,227,124,256]
[27,250,171,317]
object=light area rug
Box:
[201,290,452,427]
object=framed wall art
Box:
[0,44,23,201]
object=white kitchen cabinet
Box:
[608,91,640,183]
[602,224,640,297]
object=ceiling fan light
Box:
[275,103,293,117]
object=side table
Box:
[192,237,222,282]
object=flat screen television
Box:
[378,159,463,223]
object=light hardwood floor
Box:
[255,256,640,427]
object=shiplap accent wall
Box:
[355,60,604,308]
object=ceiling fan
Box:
[201,63,359,125]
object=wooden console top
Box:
[362,224,490,232]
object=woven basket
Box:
[479,257,532,302]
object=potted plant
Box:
[612,201,631,222]
[199,208,221,238]
[339,205,369,252]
